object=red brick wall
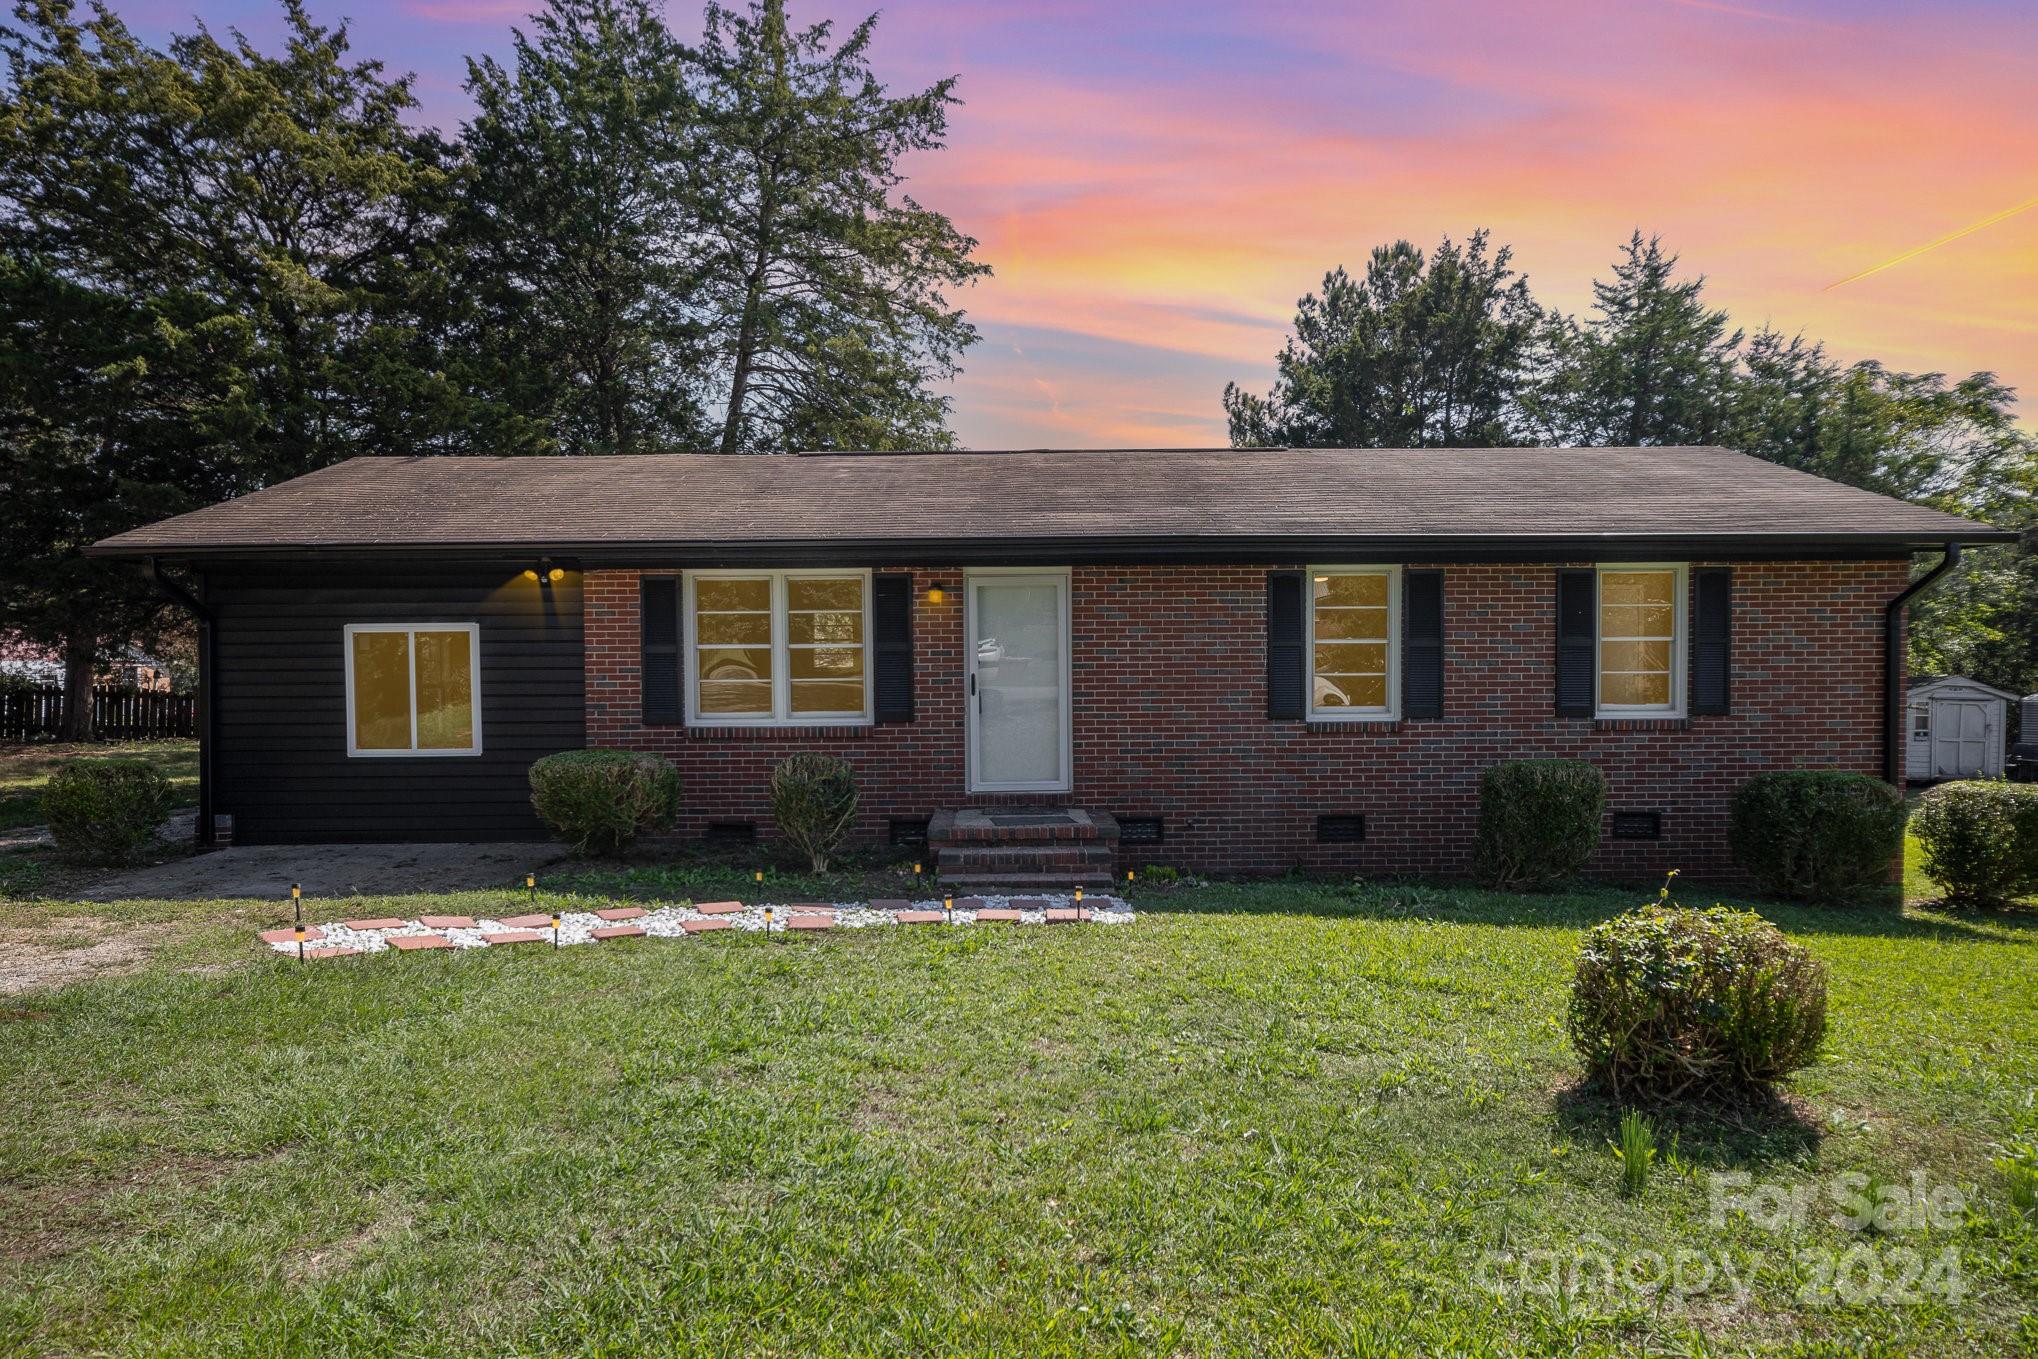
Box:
[585,560,1911,883]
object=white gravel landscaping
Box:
[264,892,1135,956]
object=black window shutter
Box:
[640,576,680,724]
[1267,570,1307,720]
[1691,567,1732,716]
[1402,570,1444,719]
[1555,569,1596,717]
[872,574,914,722]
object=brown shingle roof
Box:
[89,446,2011,558]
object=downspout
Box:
[142,558,215,847]
[1884,543,1963,785]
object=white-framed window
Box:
[1307,565,1400,721]
[684,570,871,726]
[343,623,482,757]
[1596,564,1686,717]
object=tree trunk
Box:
[719,207,776,454]
[58,634,96,742]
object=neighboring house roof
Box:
[1910,675,2021,703]
[88,445,2013,561]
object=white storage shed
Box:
[1906,676,2016,782]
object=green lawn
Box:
[0,738,199,830]
[2,865,2034,1356]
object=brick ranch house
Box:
[90,446,2011,884]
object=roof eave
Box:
[86,527,2019,566]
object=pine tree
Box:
[687,0,987,452]
[1538,232,1741,447]
[457,0,711,454]
[1223,231,1539,448]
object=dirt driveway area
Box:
[72,841,566,903]
[3,840,570,995]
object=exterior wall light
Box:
[927,582,952,604]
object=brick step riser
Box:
[936,848,1118,872]
[936,871,1121,889]
[932,827,1115,846]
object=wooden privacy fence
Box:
[0,687,196,741]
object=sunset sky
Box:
[127,0,2038,448]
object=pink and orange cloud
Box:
[134,0,2038,447]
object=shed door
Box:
[1931,700,1990,778]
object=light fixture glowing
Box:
[522,569,539,582]
[927,583,947,604]
[548,567,565,583]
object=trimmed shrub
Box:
[1569,886,1828,1099]
[1474,759,1607,889]
[528,749,678,855]
[769,753,859,871]
[1911,780,2038,907]
[1729,771,1905,904]
[41,759,172,864]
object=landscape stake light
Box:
[1126,869,1135,885]
[551,909,561,950]
[763,903,774,931]
[291,883,304,962]
[943,894,953,923]
[754,869,764,887]
[1074,886,1084,906]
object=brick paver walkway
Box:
[259,893,1134,959]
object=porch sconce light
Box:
[926,583,951,604]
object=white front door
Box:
[966,571,1071,793]
[1931,700,1989,778]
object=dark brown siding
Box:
[208,564,584,843]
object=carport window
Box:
[343,623,482,757]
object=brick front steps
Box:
[259,894,1135,960]
[928,808,1121,889]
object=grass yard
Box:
[3,865,2035,1356]
[0,739,199,831]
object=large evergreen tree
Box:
[0,0,457,733]
[457,0,710,454]
[1223,231,1538,448]
[687,0,986,452]
[1527,232,1741,448]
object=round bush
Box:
[769,753,859,871]
[1911,780,2038,907]
[1474,759,1607,889]
[1728,771,1905,904]
[1569,896,1828,1099]
[528,749,678,855]
[41,759,173,864]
